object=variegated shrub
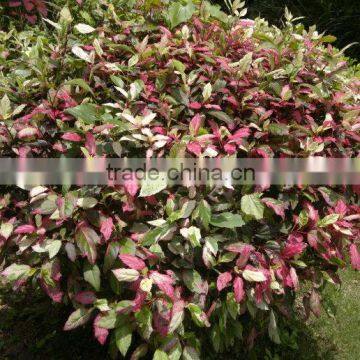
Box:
[0,1,359,359]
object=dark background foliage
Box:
[215,0,360,59]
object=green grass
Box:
[1,269,360,359]
[299,268,360,360]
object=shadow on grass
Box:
[0,287,339,360]
[0,287,108,360]
[283,321,339,360]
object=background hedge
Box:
[214,0,360,60]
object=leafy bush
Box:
[214,0,360,59]
[0,0,359,358]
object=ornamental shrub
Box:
[0,1,359,358]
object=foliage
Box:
[0,0,359,359]
[213,0,360,59]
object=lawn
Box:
[1,269,359,360]
[297,269,360,360]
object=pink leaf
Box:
[85,132,96,156]
[310,289,321,317]
[74,291,96,305]
[236,244,253,268]
[229,128,251,142]
[224,143,236,154]
[119,253,146,271]
[133,289,147,311]
[335,200,347,216]
[187,142,202,156]
[350,244,360,270]
[24,0,35,11]
[262,198,286,219]
[189,114,202,135]
[157,281,175,300]
[233,276,245,303]
[281,240,306,259]
[307,230,318,248]
[94,315,109,345]
[281,85,292,101]
[289,267,299,290]
[217,271,232,292]
[150,271,175,299]
[305,203,319,223]
[240,19,255,27]
[9,1,22,7]
[25,14,37,24]
[15,224,35,234]
[124,173,139,197]
[189,102,202,110]
[40,280,63,303]
[100,217,114,241]
[62,132,82,142]
[18,127,38,139]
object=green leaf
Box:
[187,303,209,327]
[104,241,120,272]
[131,344,149,360]
[182,346,200,360]
[0,222,13,240]
[208,110,233,124]
[242,269,266,282]
[202,83,212,102]
[139,175,167,197]
[205,236,218,256]
[183,270,205,294]
[84,263,101,291]
[171,59,186,73]
[205,3,228,22]
[97,310,118,329]
[168,308,184,334]
[77,197,98,209]
[135,307,153,340]
[268,123,289,136]
[119,238,136,254]
[268,310,281,344]
[66,104,102,124]
[226,293,239,320]
[180,226,201,248]
[47,240,62,259]
[128,54,139,67]
[0,94,11,118]
[43,18,62,30]
[2,263,32,283]
[60,6,73,23]
[321,35,337,43]
[196,200,211,229]
[230,52,253,76]
[74,23,96,34]
[168,200,196,222]
[298,210,309,227]
[72,45,92,63]
[317,214,339,227]
[112,268,139,282]
[115,325,132,357]
[241,193,265,220]
[210,212,244,228]
[168,1,196,29]
[64,79,93,94]
[153,349,169,360]
[75,225,99,264]
[141,224,171,247]
[94,299,111,312]
[63,308,93,331]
